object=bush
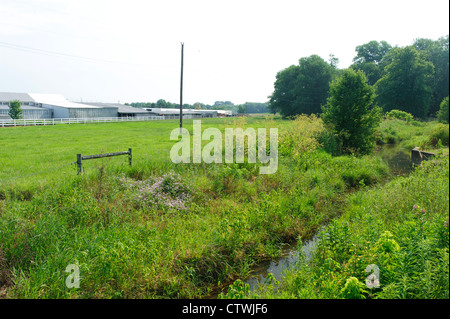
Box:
[385,109,414,123]
[437,96,449,124]
[279,114,325,163]
[341,277,367,299]
[427,123,449,147]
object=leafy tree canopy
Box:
[269,55,336,117]
[322,69,382,155]
[350,40,393,85]
[375,46,434,118]
[8,100,23,119]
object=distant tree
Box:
[353,40,393,64]
[321,69,382,155]
[437,96,449,123]
[156,99,169,108]
[351,40,392,85]
[214,101,234,107]
[328,54,340,69]
[194,102,205,110]
[237,105,246,114]
[269,55,335,117]
[210,101,238,113]
[8,100,23,119]
[375,46,434,118]
[241,102,268,113]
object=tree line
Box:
[269,36,449,120]
[127,100,269,114]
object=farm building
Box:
[0,92,53,119]
[145,108,204,119]
[0,92,233,120]
[28,94,118,118]
[0,104,53,119]
[81,102,152,118]
[145,108,223,118]
[0,92,118,119]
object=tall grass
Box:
[235,155,449,299]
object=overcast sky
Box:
[0,0,448,105]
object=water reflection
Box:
[375,144,413,176]
[245,236,319,292]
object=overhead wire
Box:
[0,40,139,66]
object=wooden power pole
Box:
[180,42,184,134]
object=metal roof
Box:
[82,102,149,113]
[0,92,113,109]
[0,92,35,102]
[28,93,109,109]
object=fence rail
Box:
[0,116,170,127]
[77,148,132,174]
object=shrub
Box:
[427,123,449,147]
[385,109,414,123]
[341,277,367,299]
[279,114,324,158]
[437,96,449,124]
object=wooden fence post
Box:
[128,148,132,167]
[77,154,82,174]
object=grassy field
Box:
[0,116,448,299]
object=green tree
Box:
[354,40,393,64]
[375,46,434,118]
[321,69,382,155]
[413,36,449,116]
[268,65,301,115]
[351,40,392,85]
[241,102,268,113]
[8,100,23,119]
[269,55,335,117]
[237,105,246,114]
[437,96,449,123]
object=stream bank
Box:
[210,144,414,298]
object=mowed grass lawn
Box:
[0,117,274,189]
[0,119,203,183]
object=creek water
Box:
[218,144,414,296]
[374,143,414,177]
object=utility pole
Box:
[180,42,184,134]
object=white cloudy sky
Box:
[0,0,448,105]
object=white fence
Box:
[0,116,173,127]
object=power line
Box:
[0,21,100,43]
[0,40,133,65]
[6,0,71,16]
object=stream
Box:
[215,144,414,297]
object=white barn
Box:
[0,93,52,119]
[0,92,118,119]
[28,93,118,118]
